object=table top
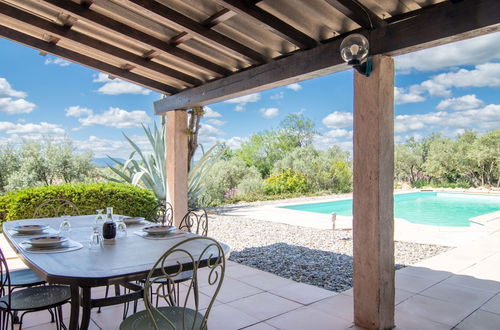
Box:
[3,215,230,287]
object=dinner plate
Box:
[26,235,68,248]
[142,225,175,235]
[122,217,145,225]
[14,224,49,235]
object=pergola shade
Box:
[2,0,498,111]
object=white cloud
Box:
[259,107,279,119]
[270,92,284,100]
[0,121,65,135]
[225,136,244,149]
[286,83,302,91]
[437,94,484,111]
[206,119,226,126]
[0,98,36,114]
[75,135,151,158]
[324,128,353,139]
[395,104,500,134]
[224,93,260,111]
[93,73,151,95]
[394,87,426,105]
[395,32,500,73]
[78,107,151,128]
[65,105,93,117]
[322,111,353,128]
[44,57,70,67]
[0,78,27,98]
[203,106,222,118]
[199,123,224,137]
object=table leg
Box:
[69,285,80,330]
[80,287,92,330]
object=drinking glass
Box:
[59,216,71,238]
[89,226,102,249]
[95,209,105,228]
[115,216,127,238]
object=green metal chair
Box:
[0,248,70,330]
[145,201,174,225]
[120,236,226,330]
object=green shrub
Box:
[237,175,264,195]
[431,181,471,189]
[413,178,428,188]
[264,169,308,195]
[0,182,157,222]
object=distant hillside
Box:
[93,157,125,168]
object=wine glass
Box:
[115,216,127,238]
[89,226,102,249]
[95,209,105,227]
[59,216,71,238]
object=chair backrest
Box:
[179,209,208,236]
[33,198,80,218]
[144,236,225,330]
[0,248,11,310]
[146,201,174,226]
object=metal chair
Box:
[119,236,225,330]
[146,209,209,307]
[145,201,174,225]
[0,248,70,330]
[33,198,80,219]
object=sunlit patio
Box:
[2,223,500,330]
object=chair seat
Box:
[9,269,45,287]
[140,270,193,284]
[0,285,71,311]
[120,306,204,330]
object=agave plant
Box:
[107,122,222,206]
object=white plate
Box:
[142,225,175,235]
[123,217,144,224]
[27,235,68,248]
[14,224,49,235]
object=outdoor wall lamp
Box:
[340,33,372,77]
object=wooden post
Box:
[166,110,188,227]
[352,55,395,330]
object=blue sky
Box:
[1,32,499,158]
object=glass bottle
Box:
[102,207,116,239]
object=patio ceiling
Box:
[0,0,499,113]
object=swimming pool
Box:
[280,192,500,227]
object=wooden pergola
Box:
[1,0,499,328]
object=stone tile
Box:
[268,282,336,305]
[308,293,353,322]
[266,306,352,330]
[207,304,260,330]
[455,309,500,330]
[394,310,450,330]
[397,266,452,283]
[395,273,440,293]
[396,294,477,327]
[176,284,222,310]
[225,263,268,280]
[199,277,263,303]
[91,305,127,330]
[242,322,279,329]
[420,281,495,310]
[442,274,500,294]
[237,272,296,291]
[227,292,302,321]
[343,287,414,305]
[480,292,500,315]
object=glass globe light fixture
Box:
[340,33,372,77]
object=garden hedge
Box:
[0,182,157,222]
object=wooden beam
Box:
[155,0,500,113]
[125,0,267,63]
[0,2,202,87]
[40,0,232,77]
[165,110,189,227]
[214,0,317,49]
[324,0,385,29]
[352,55,395,330]
[0,25,177,94]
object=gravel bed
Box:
[209,214,452,292]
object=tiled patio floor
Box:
[3,229,500,329]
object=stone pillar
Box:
[352,55,395,330]
[165,110,188,227]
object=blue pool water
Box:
[280,192,500,227]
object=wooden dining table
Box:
[2,215,230,330]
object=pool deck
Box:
[218,192,500,247]
[3,226,500,329]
